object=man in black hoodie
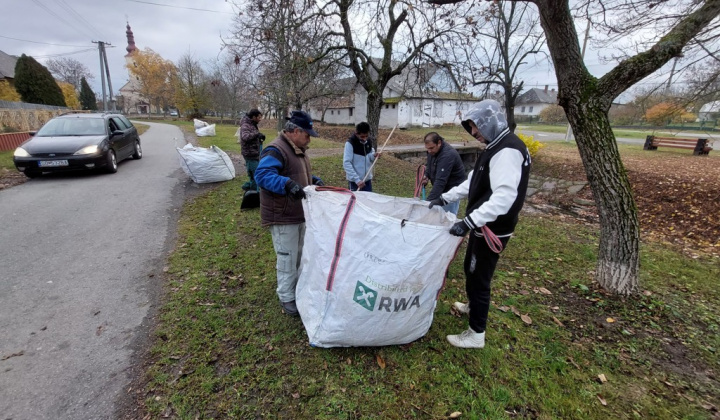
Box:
[429,100,531,349]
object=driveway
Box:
[0,122,186,419]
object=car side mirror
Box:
[29,131,37,136]
[111,130,124,137]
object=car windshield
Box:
[36,118,106,136]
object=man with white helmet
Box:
[429,100,531,348]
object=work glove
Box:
[285,180,306,200]
[312,176,325,186]
[257,133,266,142]
[427,197,447,209]
[449,220,471,237]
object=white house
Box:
[309,63,478,129]
[698,101,720,122]
[515,86,558,118]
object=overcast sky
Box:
[0,0,662,104]
[1,0,236,97]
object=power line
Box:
[124,0,235,14]
[55,0,106,40]
[30,0,98,41]
[31,48,97,58]
[0,34,90,47]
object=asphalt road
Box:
[0,122,186,419]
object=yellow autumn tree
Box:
[127,48,177,113]
[0,80,21,101]
[645,102,684,126]
[58,81,80,109]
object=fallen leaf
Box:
[497,305,510,312]
[606,317,615,323]
[538,287,552,295]
[597,394,607,406]
[520,314,532,325]
[1,351,24,361]
[376,354,386,369]
[346,358,352,365]
[510,306,521,316]
[598,374,607,383]
[449,412,462,418]
[568,357,580,369]
[552,316,564,327]
[292,393,300,399]
[643,290,652,296]
[519,290,530,295]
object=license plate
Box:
[39,160,69,167]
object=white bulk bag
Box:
[176,143,235,183]
[296,187,463,347]
[193,118,209,129]
[195,123,216,137]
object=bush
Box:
[517,131,544,157]
[538,105,567,123]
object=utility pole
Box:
[93,41,116,111]
[565,19,591,142]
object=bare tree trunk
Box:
[366,91,383,150]
[569,101,640,295]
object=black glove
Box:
[449,220,471,237]
[312,176,325,186]
[428,197,446,209]
[257,133,266,142]
[285,180,306,200]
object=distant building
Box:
[308,62,477,129]
[0,50,18,82]
[116,23,151,114]
[698,101,720,122]
[516,86,558,118]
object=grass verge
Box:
[140,145,719,419]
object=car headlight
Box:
[14,147,29,157]
[74,145,100,155]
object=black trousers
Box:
[464,233,511,333]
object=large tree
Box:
[45,57,94,92]
[127,48,177,114]
[207,52,258,119]
[174,53,210,117]
[79,77,97,110]
[322,0,477,142]
[228,0,346,129]
[428,0,720,295]
[57,81,80,110]
[440,0,546,131]
[14,54,66,107]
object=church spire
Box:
[125,22,137,56]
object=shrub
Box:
[517,131,544,157]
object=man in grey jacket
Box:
[343,122,380,191]
[429,100,531,349]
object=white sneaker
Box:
[447,328,485,348]
[452,301,470,315]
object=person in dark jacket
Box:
[343,122,380,191]
[422,132,466,215]
[429,100,531,348]
[255,110,324,316]
[239,109,265,191]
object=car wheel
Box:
[24,170,40,179]
[106,149,118,173]
[132,140,142,160]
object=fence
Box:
[0,131,32,151]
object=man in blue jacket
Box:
[255,110,324,316]
[343,122,380,191]
[429,100,531,348]
[422,132,466,215]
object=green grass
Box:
[141,148,720,419]
[0,150,14,171]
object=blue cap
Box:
[287,110,319,137]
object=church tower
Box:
[124,22,138,74]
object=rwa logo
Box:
[353,279,421,312]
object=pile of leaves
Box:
[531,144,720,258]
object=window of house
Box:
[529,106,534,113]
[392,104,396,109]
[521,106,525,113]
[331,110,334,115]
[433,100,443,118]
[349,108,353,116]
